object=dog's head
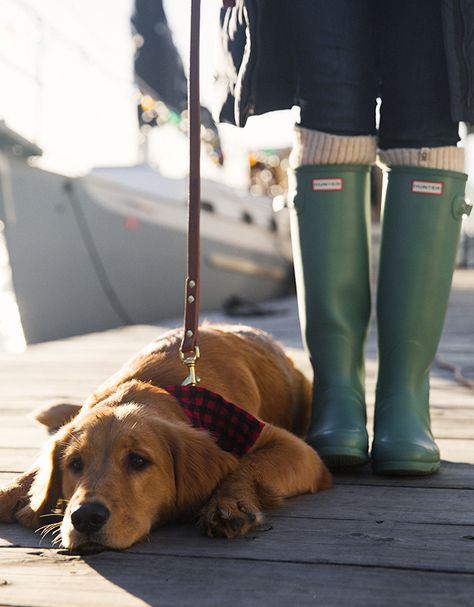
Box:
[17,382,236,551]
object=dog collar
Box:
[165,385,265,458]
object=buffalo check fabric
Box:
[165,385,265,457]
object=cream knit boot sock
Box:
[289,126,377,168]
[379,146,465,172]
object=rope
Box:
[64,180,134,326]
[435,355,474,390]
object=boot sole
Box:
[372,460,440,476]
[316,446,369,470]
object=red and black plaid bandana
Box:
[165,385,265,458]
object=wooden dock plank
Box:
[0,268,473,606]
[98,518,474,575]
[1,548,473,607]
[0,448,38,473]
[2,471,473,528]
[335,462,474,489]
[2,514,474,574]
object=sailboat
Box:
[0,121,292,344]
[0,1,295,345]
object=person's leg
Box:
[288,0,377,138]
[377,0,460,153]
[374,0,472,474]
[285,0,377,467]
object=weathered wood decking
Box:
[0,270,473,606]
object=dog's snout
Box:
[71,502,110,534]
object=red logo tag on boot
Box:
[312,178,343,192]
[411,180,444,195]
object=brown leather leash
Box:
[179,0,236,385]
[179,0,202,385]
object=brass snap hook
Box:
[179,346,201,386]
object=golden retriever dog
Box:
[0,325,331,552]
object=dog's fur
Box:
[0,325,331,551]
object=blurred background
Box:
[0,0,298,353]
[0,0,472,353]
[0,0,295,183]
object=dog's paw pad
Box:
[200,497,263,538]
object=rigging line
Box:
[63,179,134,326]
[11,0,123,60]
[5,0,133,86]
[435,355,474,391]
[67,0,131,58]
[0,54,41,85]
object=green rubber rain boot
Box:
[373,166,472,475]
[288,165,372,468]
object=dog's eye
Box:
[68,457,83,473]
[127,452,150,472]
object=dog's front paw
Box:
[15,503,42,528]
[0,483,30,523]
[199,493,264,538]
[0,471,36,524]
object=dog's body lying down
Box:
[0,325,331,551]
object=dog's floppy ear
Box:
[164,422,237,519]
[30,401,82,433]
[15,426,69,529]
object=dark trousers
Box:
[284,0,459,149]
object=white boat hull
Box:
[0,160,292,343]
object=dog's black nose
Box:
[71,502,110,535]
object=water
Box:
[0,222,26,352]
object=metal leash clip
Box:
[180,346,201,386]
